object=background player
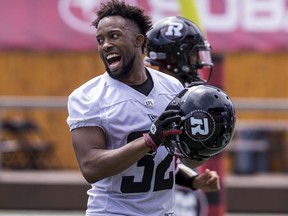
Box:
[145,16,220,216]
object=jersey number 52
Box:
[120,154,174,193]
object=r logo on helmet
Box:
[185,110,215,142]
[164,22,184,38]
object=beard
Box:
[106,54,136,80]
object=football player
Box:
[67,2,214,215]
[145,16,236,216]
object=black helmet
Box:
[164,83,236,161]
[145,16,213,83]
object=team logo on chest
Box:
[144,98,155,107]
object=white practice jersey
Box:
[67,68,184,216]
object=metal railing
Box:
[0,96,288,111]
[0,96,288,171]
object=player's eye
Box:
[96,37,104,45]
[111,33,120,39]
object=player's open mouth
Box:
[106,53,121,71]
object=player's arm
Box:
[176,163,220,192]
[71,126,150,183]
[71,110,182,184]
[193,168,220,192]
[175,163,199,190]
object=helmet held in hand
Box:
[164,83,236,160]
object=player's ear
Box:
[135,34,144,48]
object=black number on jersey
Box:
[120,154,174,193]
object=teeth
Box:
[107,54,119,60]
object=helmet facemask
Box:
[164,120,211,161]
[180,41,213,83]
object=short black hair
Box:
[92,0,152,53]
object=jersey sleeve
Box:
[66,88,103,131]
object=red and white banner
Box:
[0,0,288,52]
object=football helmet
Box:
[164,83,236,161]
[145,16,213,83]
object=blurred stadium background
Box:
[1,0,288,215]
[0,211,286,216]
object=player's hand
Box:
[143,110,182,151]
[193,169,220,192]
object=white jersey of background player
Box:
[67,67,183,216]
